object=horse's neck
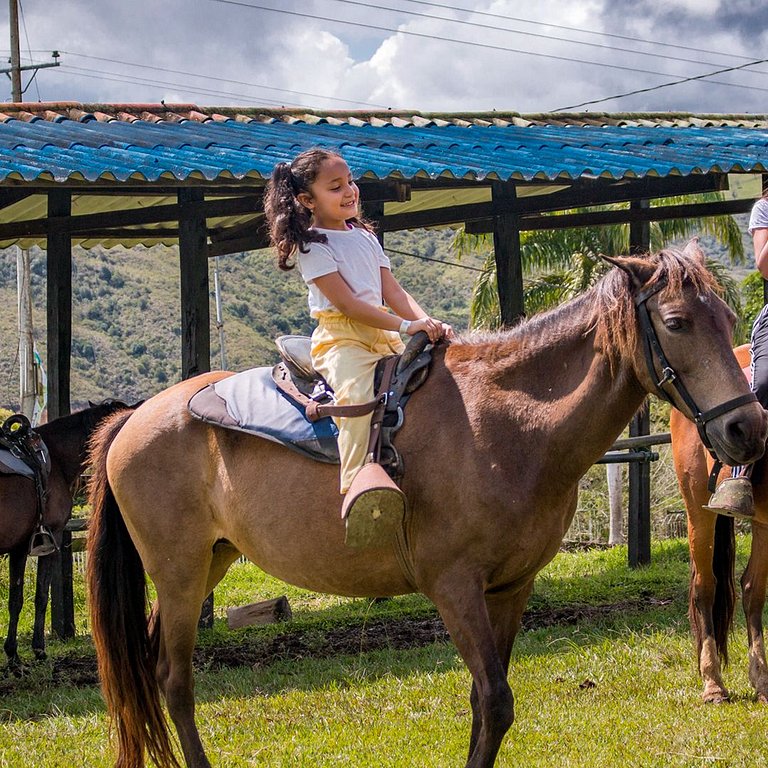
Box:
[450,306,645,479]
[37,416,87,483]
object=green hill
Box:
[0,228,480,411]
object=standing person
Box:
[264,148,451,541]
[705,191,768,519]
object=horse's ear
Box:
[88,400,96,407]
[682,237,706,265]
[600,254,653,291]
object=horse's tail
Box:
[689,514,735,667]
[86,410,180,768]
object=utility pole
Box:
[5,0,60,101]
[9,0,21,101]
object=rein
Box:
[635,280,757,490]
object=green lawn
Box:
[2,539,768,767]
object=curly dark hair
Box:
[263,148,373,270]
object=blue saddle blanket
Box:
[188,366,340,463]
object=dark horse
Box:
[87,244,767,768]
[672,343,768,703]
[1,400,129,671]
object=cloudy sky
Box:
[2,0,767,114]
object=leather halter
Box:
[634,279,757,485]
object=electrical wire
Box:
[17,0,41,101]
[59,51,391,110]
[555,56,768,111]
[321,0,767,74]
[57,64,385,110]
[209,0,767,90]
[380,0,767,66]
[383,246,484,272]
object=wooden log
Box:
[227,596,292,629]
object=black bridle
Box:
[635,280,757,489]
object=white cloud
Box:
[2,0,764,114]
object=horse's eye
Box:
[664,318,684,331]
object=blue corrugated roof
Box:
[1,105,767,184]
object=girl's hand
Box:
[408,317,451,343]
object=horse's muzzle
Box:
[707,403,768,466]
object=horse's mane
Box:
[454,246,720,367]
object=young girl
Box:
[264,148,451,539]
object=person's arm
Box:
[381,268,454,340]
[380,267,429,320]
[755,227,768,279]
[311,271,443,340]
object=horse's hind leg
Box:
[430,576,517,768]
[742,523,768,702]
[153,540,240,768]
[31,553,54,660]
[4,547,27,673]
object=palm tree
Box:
[456,191,748,338]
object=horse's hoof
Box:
[703,693,730,704]
[756,692,768,704]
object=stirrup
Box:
[702,476,754,521]
[29,525,58,557]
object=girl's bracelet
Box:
[399,318,412,334]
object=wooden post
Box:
[178,187,210,380]
[628,200,651,568]
[178,188,213,626]
[46,190,76,638]
[491,181,525,327]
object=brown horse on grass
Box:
[672,343,768,703]
[86,244,767,768]
[1,400,130,671]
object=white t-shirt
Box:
[749,197,768,235]
[297,226,391,317]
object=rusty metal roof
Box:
[0,103,767,185]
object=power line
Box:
[209,0,768,90]
[60,51,391,110]
[322,0,768,74]
[387,0,767,66]
[555,56,768,111]
[383,246,484,272]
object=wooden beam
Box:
[208,232,270,257]
[46,190,72,420]
[46,189,75,642]
[379,176,731,233]
[0,194,263,239]
[492,182,524,327]
[628,199,652,570]
[178,188,210,379]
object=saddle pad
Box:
[0,448,35,478]
[188,366,340,464]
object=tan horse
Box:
[672,343,768,704]
[87,245,767,768]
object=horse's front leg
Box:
[429,574,516,768]
[466,583,533,761]
[32,552,55,660]
[687,509,729,702]
[742,523,768,702]
[4,547,28,674]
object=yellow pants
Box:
[311,311,405,493]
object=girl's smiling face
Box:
[298,156,359,230]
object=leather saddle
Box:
[272,332,433,480]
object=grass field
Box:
[2,539,768,767]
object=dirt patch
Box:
[33,596,673,689]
